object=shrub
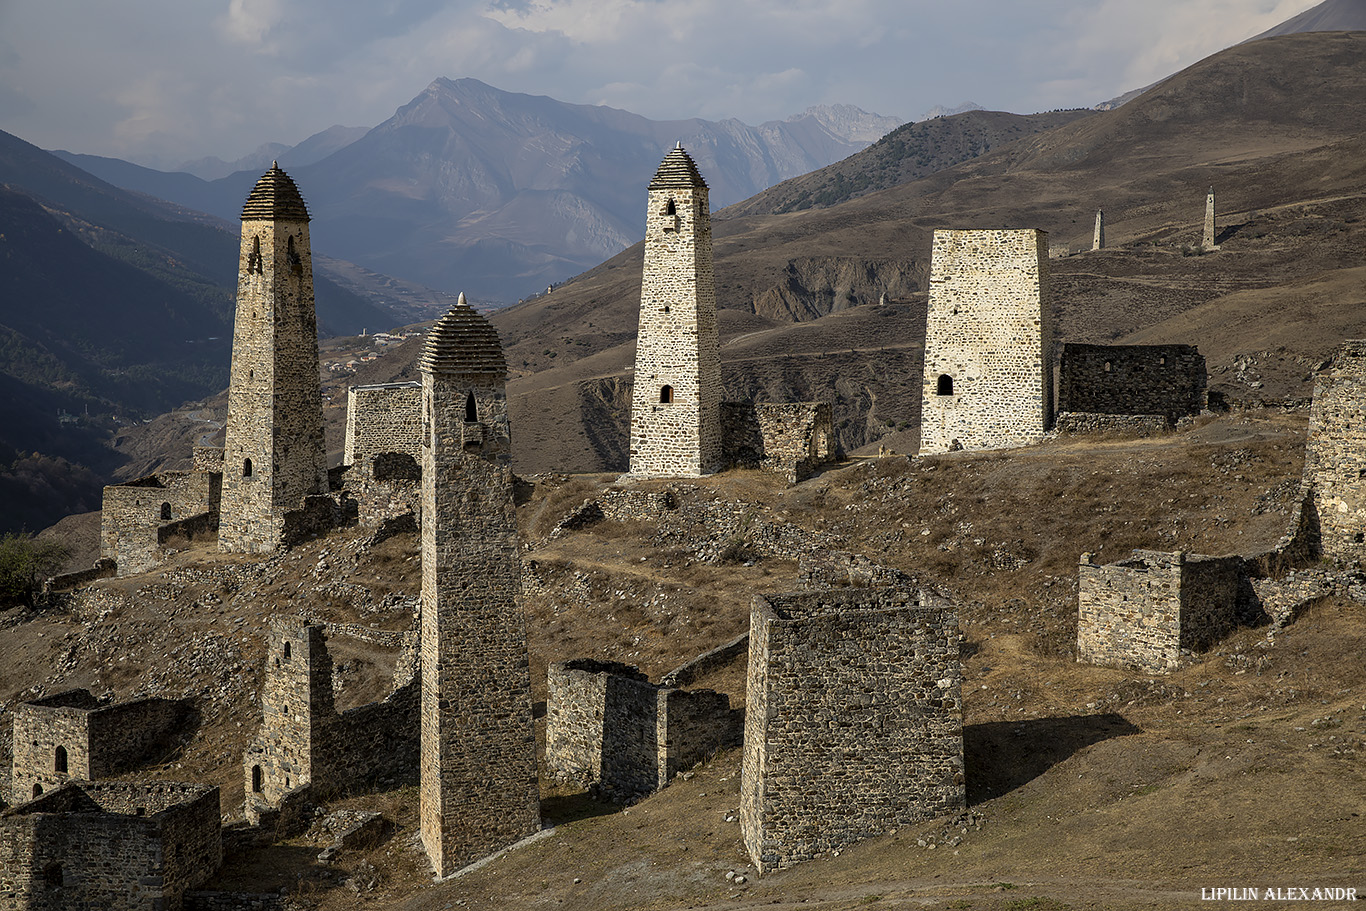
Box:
[0,533,69,608]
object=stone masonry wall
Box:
[1303,340,1366,562]
[720,402,835,483]
[344,382,423,467]
[628,151,723,478]
[1054,413,1171,437]
[101,470,221,577]
[741,587,964,873]
[545,660,742,802]
[1077,549,1245,674]
[0,780,220,911]
[11,690,192,805]
[920,229,1053,454]
[1057,343,1206,421]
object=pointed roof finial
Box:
[420,292,506,377]
[241,162,309,221]
[457,291,468,308]
[675,140,682,150]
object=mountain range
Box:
[56,78,902,304]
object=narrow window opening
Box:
[160,502,172,521]
[465,392,478,423]
[936,375,954,396]
[135,807,146,817]
[42,862,62,888]
[665,199,677,216]
[251,766,263,793]
[287,235,302,273]
[1104,361,1112,373]
[282,641,291,659]
[248,236,263,274]
[32,784,43,798]
[285,776,291,789]
[660,385,673,404]
[54,746,68,774]
[1159,356,1167,366]
[1355,533,1364,544]
[243,458,253,478]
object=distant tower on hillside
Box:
[1093,209,1105,251]
[1203,186,1219,250]
[219,163,328,553]
[919,229,1053,454]
[418,294,539,878]
[627,143,723,477]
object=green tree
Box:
[0,533,70,608]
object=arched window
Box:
[32,784,42,798]
[665,198,677,216]
[160,502,172,521]
[936,374,954,396]
[282,641,291,660]
[54,746,67,774]
[248,236,263,274]
[243,458,253,478]
[663,198,679,232]
[1104,361,1112,373]
[465,392,478,423]
[251,765,263,793]
[287,235,302,273]
[660,385,673,404]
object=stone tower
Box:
[244,621,333,812]
[920,229,1053,454]
[1304,340,1366,562]
[1093,209,1105,251]
[627,143,723,477]
[418,294,539,877]
[1203,186,1218,250]
[219,163,328,553]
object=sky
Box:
[0,0,1318,170]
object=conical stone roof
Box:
[420,293,507,377]
[240,162,310,221]
[648,142,707,191]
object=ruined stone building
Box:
[1077,549,1248,674]
[1302,340,1366,562]
[545,659,743,803]
[10,689,193,803]
[0,780,220,910]
[628,144,724,477]
[1057,343,1207,426]
[243,619,418,821]
[919,229,1054,454]
[100,447,223,577]
[344,382,423,467]
[720,402,836,484]
[741,587,964,873]
[418,295,539,877]
[219,164,329,554]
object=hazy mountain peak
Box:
[1247,0,1366,40]
[920,101,985,121]
[786,104,904,143]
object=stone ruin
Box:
[720,402,837,484]
[343,382,422,468]
[10,689,194,804]
[740,586,964,873]
[1056,343,1207,433]
[1302,339,1366,563]
[99,447,223,578]
[920,228,1054,455]
[1077,550,1253,674]
[244,619,418,824]
[0,780,221,910]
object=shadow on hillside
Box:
[1215,222,1249,245]
[964,712,1139,805]
[541,791,620,826]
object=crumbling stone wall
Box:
[340,452,420,528]
[546,659,742,802]
[628,145,723,477]
[920,229,1053,454]
[1303,340,1366,562]
[11,689,193,804]
[101,470,221,577]
[720,402,836,483]
[0,780,220,910]
[344,382,423,467]
[1077,549,1247,673]
[1058,343,1206,422]
[741,587,964,873]
[244,620,418,819]
[1054,413,1171,437]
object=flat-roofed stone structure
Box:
[344,382,423,467]
[741,587,964,873]
[920,229,1053,454]
[1057,343,1206,424]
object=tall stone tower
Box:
[418,294,539,878]
[627,143,723,477]
[1203,186,1218,250]
[219,163,328,553]
[1092,209,1105,251]
[920,229,1053,454]
[244,621,333,814]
